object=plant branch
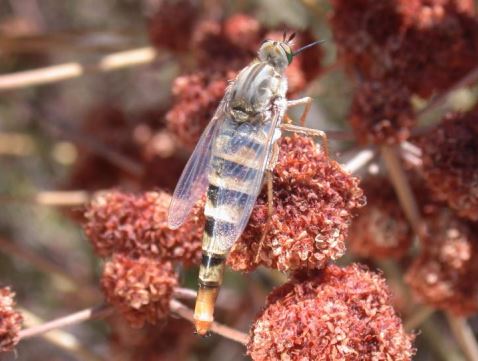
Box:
[342,148,376,174]
[380,145,424,237]
[404,305,435,331]
[0,190,92,206]
[446,314,478,361]
[169,299,249,345]
[0,46,158,90]
[19,307,108,361]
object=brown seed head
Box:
[348,176,413,259]
[248,264,415,361]
[83,191,204,266]
[101,254,178,328]
[0,287,23,352]
[418,109,478,221]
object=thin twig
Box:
[0,46,158,90]
[19,307,109,361]
[173,287,197,300]
[342,148,376,174]
[0,190,92,206]
[19,304,113,339]
[380,145,424,237]
[0,133,36,156]
[169,299,249,345]
[404,305,435,331]
[446,314,478,361]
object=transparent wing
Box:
[206,104,284,252]
[167,92,230,229]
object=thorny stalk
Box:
[19,307,106,361]
[0,47,158,90]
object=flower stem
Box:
[446,314,478,361]
[170,299,249,345]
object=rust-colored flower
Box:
[101,254,178,328]
[166,69,235,150]
[147,0,198,53]
[405,208,478,315]
[227,135,365,272]
[83,191,204,266]
[349,79,415,144]
[330,0,478,97]
[348,176,413,259]
[0,287,23,353]
[248,264,415,361]
[418,109,478,221]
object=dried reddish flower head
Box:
[147,0,198,53]
[0,287,23,352]
[101,254,177,328]
[166,69,235,150]
[227,135,365,272]
[418,109,478,221]
[349,79,415,144]
[405,208,478,315]
[248,264,415,361]
[349,176,413,259]
[83,191,204,266]
[330,0,478,97]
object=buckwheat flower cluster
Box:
[166,69,235,150]
[101,254,177,328]
[0,287,23,353]
[348,176,413,259]
[84,191,204,266]
[248,264,415,361]
[227,135,365,272]
[418,109,478,221]
[330,0,478,144]
[349,79,415,144]
[405,208,478,315]
[146,0,198,53]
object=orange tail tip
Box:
[194,285,219,336]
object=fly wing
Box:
[204,102,285,253]
[167,89,231,229]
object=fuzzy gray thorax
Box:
[228,61,288,123]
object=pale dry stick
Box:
[19,307,109,361]
[447,315,478,361]
[170,299,249,345]
[404,305,435,331]
[0,133,36,156]
[0,190,92,206]
[0,237,100,302]
[173,287,197,300]
[342,148,376,174]
[0,46,158,90]
[380,145,424,237]
[19,304,113,339]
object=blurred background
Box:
[1,0,478,360]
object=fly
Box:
[168,32,328,335]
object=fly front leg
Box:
[287,96,312,126]
[280,123,329,157]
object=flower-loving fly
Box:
[168,32,328,335]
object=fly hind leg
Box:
[287,96,312,127]
[255,143,279,264]
[280,123,329,157]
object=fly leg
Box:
[287,96,312,126]
[280,123,329,157]
[255,143,279,264]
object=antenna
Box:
[292,39,325,57]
